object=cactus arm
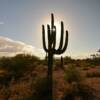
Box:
[51,13,54,48]
[51,13,54,29]
[47,24,51,50]
[52,26,56,49]
[47,24,50,42]
[61,30,68,53]
[57,21,64,50]
[42,25,48,52]
[54,30,68,54]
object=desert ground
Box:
[0,54,100,100]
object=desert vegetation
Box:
[0,52,100,100]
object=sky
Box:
[0,0,100,58]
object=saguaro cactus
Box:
[61,56,64,70]
[42,13,68,99]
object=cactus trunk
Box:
[48,52,53,100]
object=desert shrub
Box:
[64,56,75,64]
[9,54,40,79]
[82,67,89,70]
[64,65,82,83]
[0,57,12,70]
[0,86,10,100]
[9,55,28,79]
[0,72,12,86]
[77,84,96,100]
[62,83,95,100]
[75,59,91,68]
[55,59,61,68]
[27,77,51,100]
[0,54,41,80]
[86,57,100,66]
[41,59,48,66]
[86,72,100,77]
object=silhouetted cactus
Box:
[42,13,68,99]
[60,56,64,70]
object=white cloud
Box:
[0,36,45,58]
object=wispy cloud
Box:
[0,36,45,58]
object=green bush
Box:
[0,54,41,79]
[27,77,51,100]
[86,72,100,77]
[64,65,82,83]
[0,57,12,70]
[64,56,75,64]
[62,83,95,100]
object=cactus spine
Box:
[42,13,68,99]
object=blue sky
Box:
[0,0,100,58]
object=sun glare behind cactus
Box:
[41,18,64,47]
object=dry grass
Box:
[0,63,100,100]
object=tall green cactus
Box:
[42,13,68,100]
